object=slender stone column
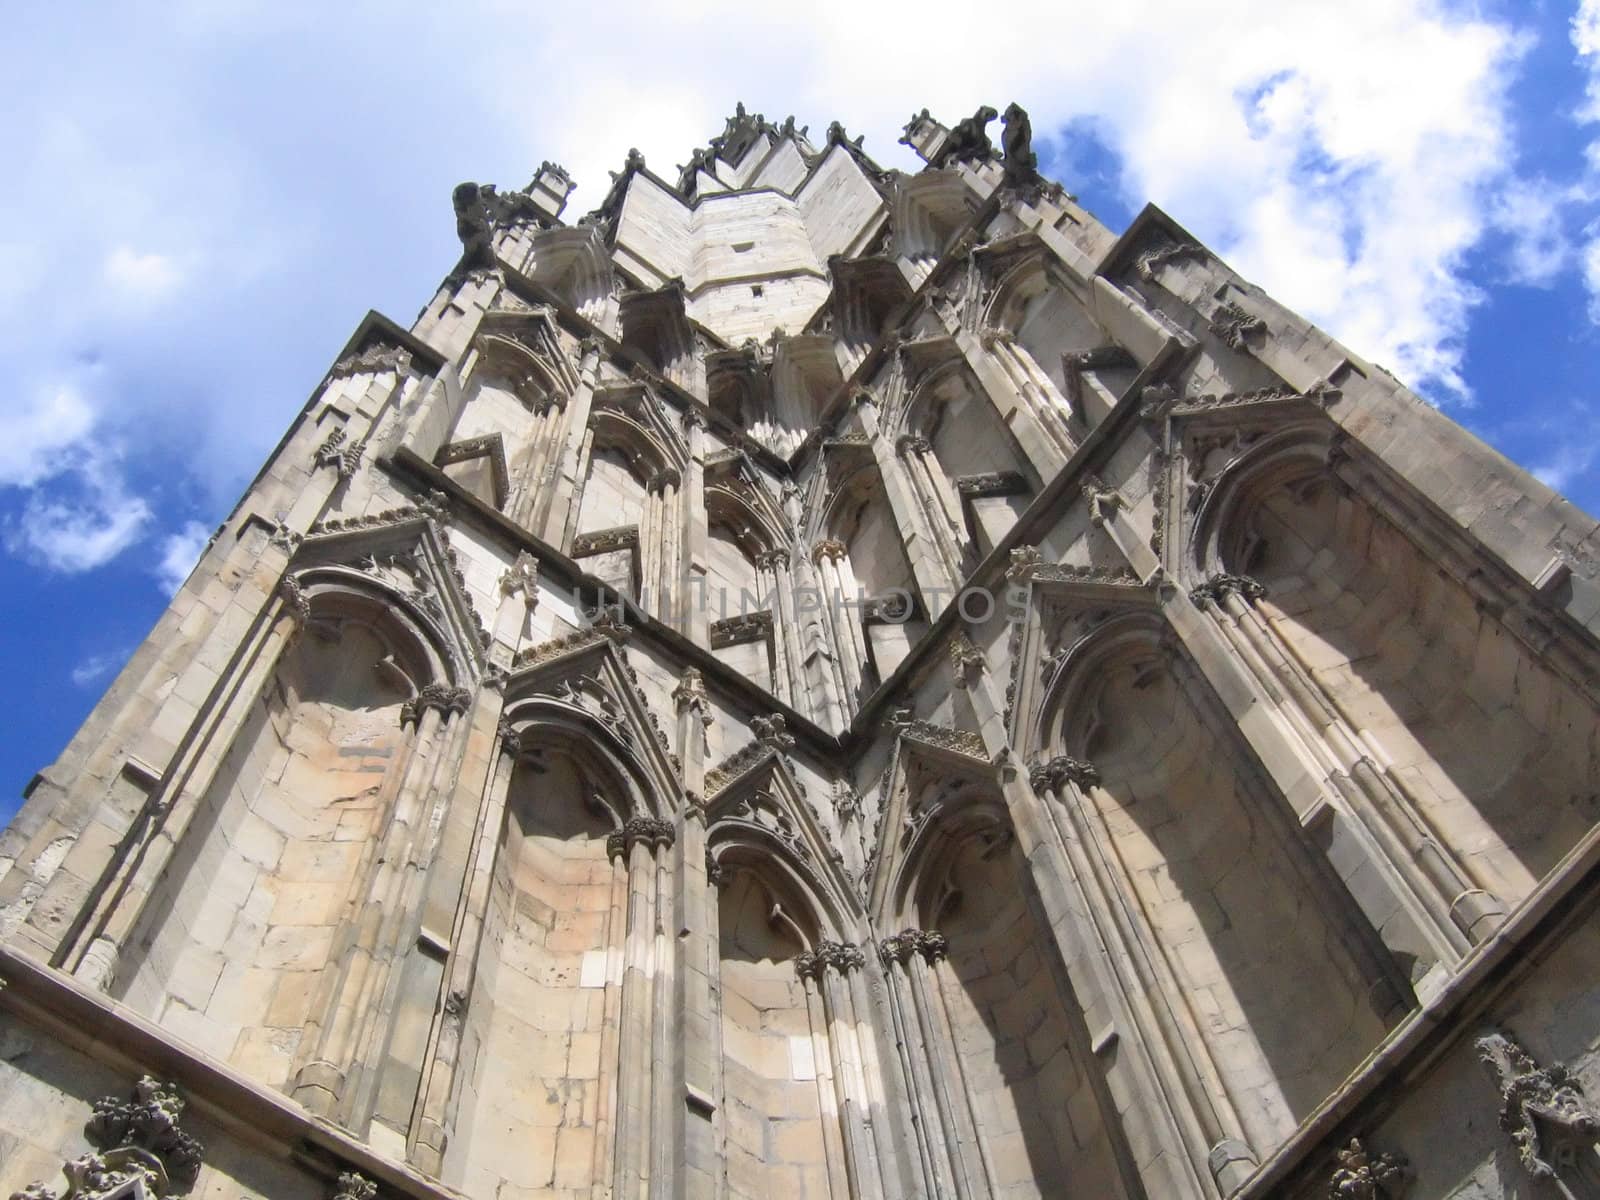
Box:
[896,434,968,584]
[511,393,567,527]
[758,549,799,708]
[949,326,1067,481]
[856,391,951,617]
[682,410,711,647]
[539,337,604,543]
[980,328,1076,462]
[1192,574,1503,948]
[880,930,976,1198]
[796,545,847,731]
[796,952,853,1200]
[609,816,674,1198]
[671,721,719,1200]
[406,556,538,1172]
[798,941,885,1200]
[291,685,471,1118]
[812,540,863,706]
[1030,757,1257,1195]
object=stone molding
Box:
[709,611,773,649]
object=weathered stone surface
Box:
[6,101,1600,1200]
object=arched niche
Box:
[1041,618,1392,1151]
[450,335,567,509]
[444,721,646,1197]
[1201,435,1600,911]
[901,359,1040,562]
[819,465,925,692]
[112,580,449,1089]
[890,787,1126,1198]
[708,836,843,1200]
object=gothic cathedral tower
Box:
[4,104,1600,1200]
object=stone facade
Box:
[4,102,1600,1200]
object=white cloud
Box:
[465,0,1528,399]
[7,467,152,573]
[71,648,129,688]
[1491,178,1571,287]
[1573,0,1600,319]
[103,246,182,300]
[0,385,97,488]
[153,520,210,595]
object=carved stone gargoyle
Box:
[1478,1030,1600,1183]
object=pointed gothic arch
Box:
[1190,421,1600,919]
[1038,613,1395,1157]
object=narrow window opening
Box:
[732,241,755,253]
[751,285,765,298]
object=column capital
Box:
[755,546,791,570]
[878,928,948,965]
[811,538,848,564]
[795,939,866,980]
[607,815,675,861]
[896,433,931,458]
[1028,755,1100,792]
[1189,573,1266,608]
[401,683,472,727]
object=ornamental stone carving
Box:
[1210,299,1267,351]
[498,550,541,597]
[400,683,472,727]
[1326,1137,1413,1199]
[879,929,948,966]
[313,427,362,480]
[278,574,311,628]
[1006,545,1043,582]
[673,667,714,726]
[606,816,675,861]
[11,1076,208,1200]
[1190,574,1267,608]
[327,341,412,382]
[1134,237,1208,284]
[1478,1030,1600,1182]
[1029,756,1100,792]
[331,1172,378,1200]
[795,940,865,980]
[811,538,847,564]
[949,634,985,683]
[750,713,795,750]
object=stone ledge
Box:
[0,944,469,1200]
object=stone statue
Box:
[943,105,998,165]
[451,181,497,273]
[1001,102,1038,185]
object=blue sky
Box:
[3,0,1598,821]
